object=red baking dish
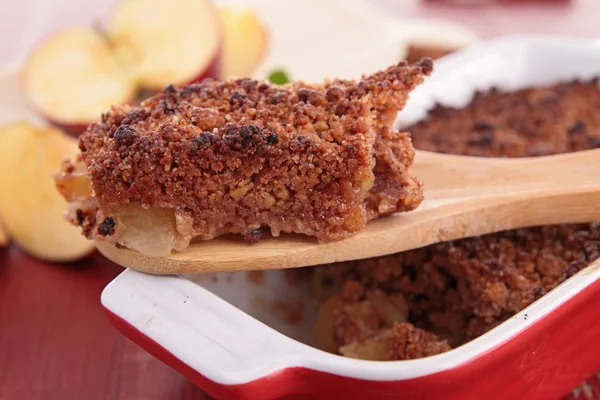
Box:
[101,35,600,400]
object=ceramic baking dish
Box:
[101,35,600,400]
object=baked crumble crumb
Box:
[97,217,115,236]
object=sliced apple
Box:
[109,0,221,90]
[23,0,221,136]
[0,122,95,262]
[218,6,268,79]
[22,28,136,136]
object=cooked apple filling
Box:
[55,60,432,255]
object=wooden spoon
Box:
[95,148,600,274]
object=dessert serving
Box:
[98,37,600,400]
[313,77,600,361]
[55,60,433,256]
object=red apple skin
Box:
[45,119,90,138]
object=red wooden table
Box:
[0,247,210,400]
[2,1,600,399]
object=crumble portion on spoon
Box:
[55,59,432,256]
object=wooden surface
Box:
[2,1,600,399]
[96,150,600,274]
[0,247,209,400]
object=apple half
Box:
[22,0,220,136]
[22,28,135,136]
[218,6,268,79]
[109,0,221,90]
[0,122,95,262]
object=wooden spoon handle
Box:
[408,148,600,254]
[413,148,600,200]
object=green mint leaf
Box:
[268,69,290,85]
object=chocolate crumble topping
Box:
[97,217,116,236]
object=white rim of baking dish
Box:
[102,257,600,385]
[102,34,600,385]
[396,34,600,128]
